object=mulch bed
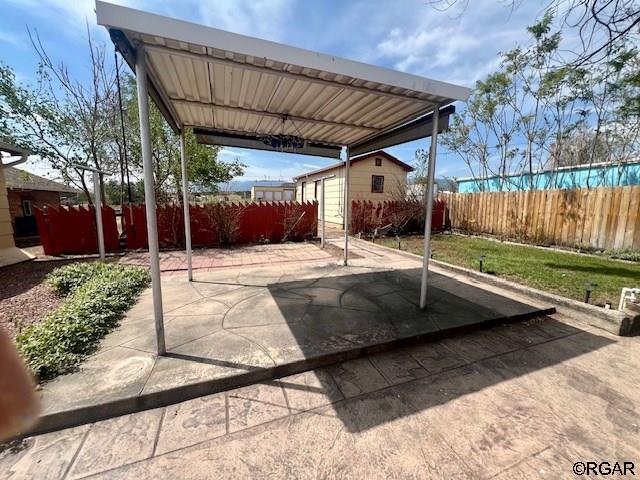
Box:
[0,260,87,339]
[312,240,363,260]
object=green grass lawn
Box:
[373,234,640,306]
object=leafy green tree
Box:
[442,70,521,191]
[120,75,244,203]
[441,12,639,189]
[1,29,244,206]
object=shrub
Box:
[46,261,114,296]
[605,248,640,262]
[17,262,150,381]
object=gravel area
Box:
[0,260,85,339]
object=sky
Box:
[0,0,552,187]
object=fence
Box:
[34,206,119,256]
[350,199,446,235]
[123,201,318,249]
[442,185,640,251]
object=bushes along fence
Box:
[350,199,446,236]
[123,201,318,250]
[35,201,318,255]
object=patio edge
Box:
[24,304,553,438]
[354,238,638,337]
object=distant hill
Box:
[220,180,292,191]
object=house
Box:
[251,183,296,201]
[457,160,640,193]
[0,143,34,267]
[293,150,413,227]
[4,166,79,241]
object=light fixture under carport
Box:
[96,0,471,355]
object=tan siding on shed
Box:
[296,154,409,227]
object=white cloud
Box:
[3,0,141,41]
[191,0,295,41]
[0,30,25,49]
[378,27,478,71]
[218,147,249,158]
[371,2,543,87]
[5,0,95,35]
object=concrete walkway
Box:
[118,243,333,273]
[2,313,637,479]
[31,242,553,435]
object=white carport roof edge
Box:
[96,1,471,151]
[95,1,471,107]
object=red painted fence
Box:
[35,199,446,255]
[350,199,446,235]
[34,206,119,256]
[123,201,318,250]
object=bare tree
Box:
[0,25,119,203]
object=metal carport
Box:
[96,0,471,355]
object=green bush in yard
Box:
[605,248,640,263]
[45,261,114,296]
[16,262,150,381]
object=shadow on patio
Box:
[34,260,612,436]
[252,268,614,433]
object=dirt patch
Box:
[310,240,363,260]
[0,260,88,339]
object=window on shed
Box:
[301,182,306,201]
[314,180,320,199]
[375,157,382,166]
[22,200,33,216]
[371,175,384,193]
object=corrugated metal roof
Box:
[96,1,471,150]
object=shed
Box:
[294,150,413,226]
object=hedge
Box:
[16,262,150,381]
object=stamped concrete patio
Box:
[34,241,554,434]
[5,313,632,479]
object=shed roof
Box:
[293,150,413,181]
[4,167,80,194]
[0,142,29,158]
[96,1,470,158]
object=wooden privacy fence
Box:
[123,201,318,249]
[442,185,640,251]
[350,199,446,235]
[34,206,119,256]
